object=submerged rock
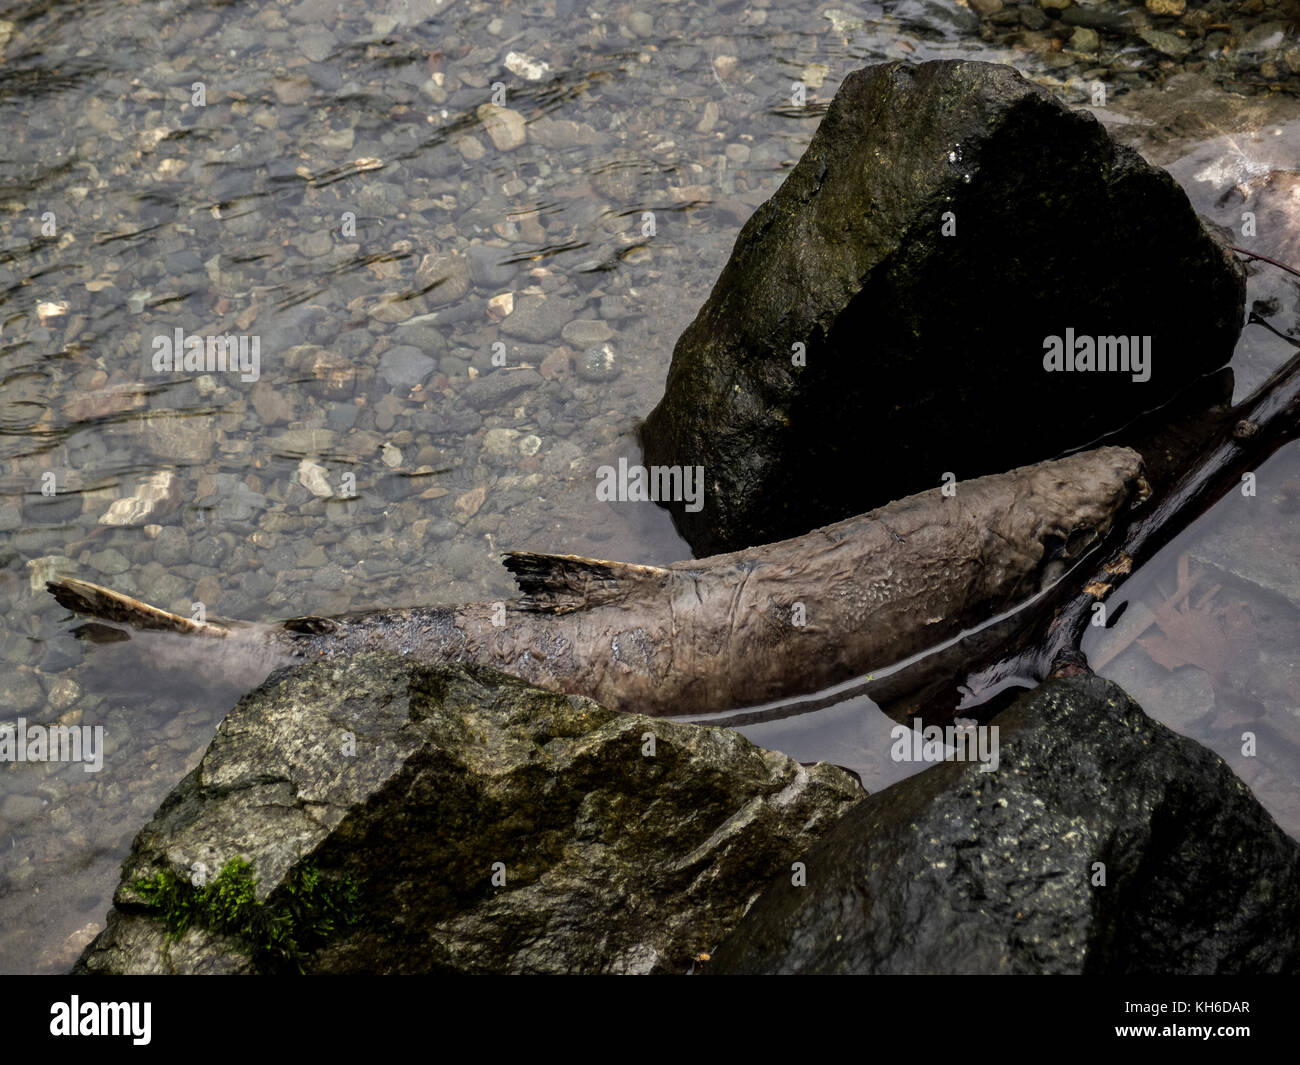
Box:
[76,653,861,974]
[99,471,182,526]
[711,674,1300,974]
[640,59,1245,556]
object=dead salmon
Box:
[47,446,1146,716]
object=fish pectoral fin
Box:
[502,551,670,613]
[46,576,229,636]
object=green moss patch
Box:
[135,857,361,973]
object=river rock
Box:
[560,319,614,346]
[417,251,470,306]
[458,367,543,410]
[476,104,527,151]
[296,459,334,498]
[21,489,81,525]
[1138,27,1192,58]
[712,673,1300,974]
[131,414,214,463]
[504,51,550,81]
[75,653,862,974]
[640,60,1245,555]
[378,345,438,388]
[499,294,581,342]
[287,344,373,397]
[99,471,182,526]
[466,242,517,286]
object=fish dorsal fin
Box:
[502,552,670,613]
[47,576,229,636]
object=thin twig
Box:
[1228,245,1300,280]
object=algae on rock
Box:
[77,652,862,974]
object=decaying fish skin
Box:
[47,446,1146,717]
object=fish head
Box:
[982,446,1145,598]
[1018,445,1147,591]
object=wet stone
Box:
[437,302,487,327]
[527,117,599,150]
[1138,27,1192,57]
[89,549,131,576]
[297,28,336,62]
[22,492,81,525]
[47,677,81,713]
[1239,23,1288,56]
[504,51,550,81]
[287,345,371,397]
[499,295,582,342]
[334,329,373,359]
[250,383,297,426]
[576,343,620,383]
[466,243,518,286]
[599,294,634,320]
[273,76,313,105]
[39,637,83,675]
[189,534,231,570]
[476,104,527,151]
[1020,4,1049,28]
[378,346,438,388]
[1070,26,1100,51]
[0,672,45,715]
[1060,6,1130,29]
[714,675,1300,974]
[639,59,1243,555]
[294,230,334,259]
[151,526,190,568]
[418,252,470,306]
[1,795,45,824]
[209,479,266,524]
[890,0,979,31]
[419,404,482,436]
[482,428,521,456]
[100,472,182,527]
[458,368,543,410]
[327,404,360,430]
[627,10,654,36]
[140,573,189,607]
[560,319,615,346]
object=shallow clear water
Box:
[1,0,1297,972]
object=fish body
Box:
[49,447,1145,716]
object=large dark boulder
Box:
[75,653,862,974]
[640,60,1245,556]
[711,674,1300,974]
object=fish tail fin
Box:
[502,551,671,613]
[46,576,230,636]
